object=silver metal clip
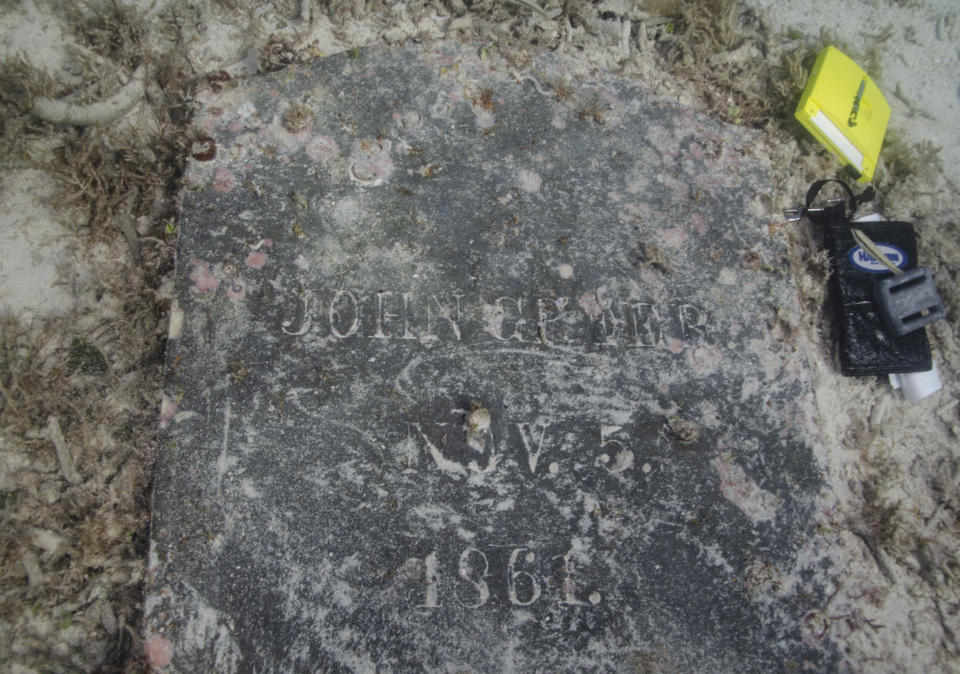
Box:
[782,199,849,222]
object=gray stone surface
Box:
[146,44,838,672]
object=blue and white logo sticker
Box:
[848,243,908,273]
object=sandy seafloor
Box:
[0,0,958,672]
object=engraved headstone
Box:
[146,44,838,671]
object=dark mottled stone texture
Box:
[146,43,838,672]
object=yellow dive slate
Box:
[795,46,890,183]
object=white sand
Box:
[0,0,957,671]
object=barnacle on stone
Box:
[282,102,314,134]
[668,418,700,444]
[465,404,491,452]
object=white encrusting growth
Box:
[34,66,146,126]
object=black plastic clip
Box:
[850,226,948,337]
[874,267,948,337]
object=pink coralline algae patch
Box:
[260,119,311,156]
[690,212,707,235]
[658,173,690,201]
[189,259,220,293]
[577,292,603,320]
[348,138,395,186]
[695,172,724,196]
[713,453,781,524]
[245,251,267,268]
[305,135,341,164]
[145,635,173,668]
[198,116,218,134]
[778,398,815,438]
[617,203,650,225]
[645,125,677,158]
[159,395,177,428]
[212,168,236,193]
[232,101,257,127]
[687,345,721,373]
[661,227,687,248]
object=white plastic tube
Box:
[889,363,943,402]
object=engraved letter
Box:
[430,294,463,341]
[517,420,551,475]
[408,423,467,478]
[281,288,313,336]
[630,302,662,347]
[677,303,708,343]
[485,297,526,341]
[371,290,395,339]
[537,297,570,346]
[591,288,627,346]
[401,293,417,340]
[329,290,360,339]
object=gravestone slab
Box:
[146,44,839,672]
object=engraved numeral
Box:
[598,424,634,474]
[507,548,541,606]
[552,553,586,605]
[417,551,442,608]
[456,548,490,608]
[412,546,592,608]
